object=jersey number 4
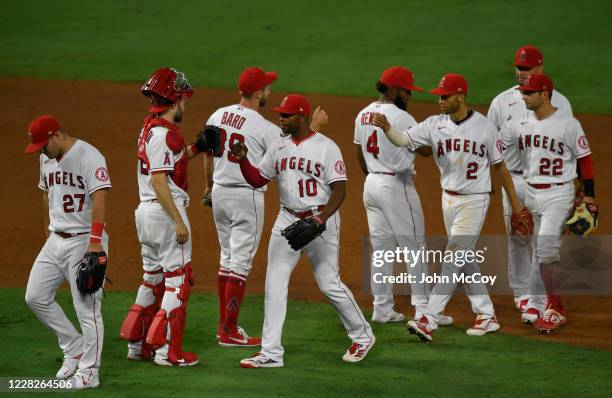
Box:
[219,128,245,163]
[63,194,85,213]
[366,131,380,159]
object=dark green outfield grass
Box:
[1,288,611,397]
[1,0,611,113]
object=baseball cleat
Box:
[466,316,500,336]
[372,310,405,324]
[516,298,529,313]
[68,373,99,390]
[240,352,283,368]
[56,354,81,380]
[535,308,566,334]
[438,314,454,326]
[407,316,433,343]
[342,337,375,363]
[522,308,541,324]
[127,349,143,361]
[219,326,261,347]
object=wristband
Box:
[90,222,104,243]
[189,143,200,155]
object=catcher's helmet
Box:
[141,67,193,113]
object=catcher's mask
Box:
[141,67,193,113]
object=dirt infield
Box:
[2,77,611,349]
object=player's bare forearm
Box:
[355,145,368,176]
[415,146,433,157]
[318,181,346,224]
[310,106,328,131]
[42,192,50,238]
[494,162,523,213]
[203,154,214,192]
[89,188,109,252]
[186,145,198,159]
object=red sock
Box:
[540,262,565,313]
[223,273,247,334]
[217,270,229,327]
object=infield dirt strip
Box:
[2,77,611,349]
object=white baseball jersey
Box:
[38,140,111,233]
[501,111,591,184]
[403,111,503,194]
[207,105,281,191]
[137,117,189,203]
[354,102,417,174]
[257,132,347,210]
[488,87,572,172]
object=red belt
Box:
[371,172,396,176]
[55,231,88,239]
[444,190,465,196]
[528,183,565,189]
[284,205,325,219]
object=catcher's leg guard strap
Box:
[164,263,198,364]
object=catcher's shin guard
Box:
[119,274,165,359]
[147,264,198,365]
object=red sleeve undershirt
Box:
[578,154,595,180]
[239,158,270,188]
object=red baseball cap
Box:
[25,115,61,153]
[379,66,423,92]
[271,94,311,116]
[517,73,554,94]
[514,46,543,68]
[429,73,468,96]
[238,67,278,96]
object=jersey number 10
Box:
[298,178,317,197]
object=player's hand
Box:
[88,242,104,253]
[230,142,248,161]
[371,113,390,132]
[201,187,212,208]
[310,106,328,131]
[175,220,189,244]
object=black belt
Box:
[55,231,88,239]
[510,170,523,175]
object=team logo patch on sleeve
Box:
[578,136,590,150]
[95,167,109,182]
[334,160,346,175]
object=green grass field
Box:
[1,288,611,397]
[1,0,611,113]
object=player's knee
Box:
[143,272,164,286]
[25,289,47,309]
[227,264,250,278]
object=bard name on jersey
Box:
[39,140,111,233]
[354,102,417,174]
[207,104,281,191]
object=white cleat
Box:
[342,338,375,363]
[372,310,405,324]
[69,373,99,390]
[466,316,500,336]
[55,354,81,380]
[240,352,284,368]
[438,314,454,326]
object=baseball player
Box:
[119,67,215,366]
[372,73,527,342]
[354,66,452,326]
[202,67,281,346]
[501,73,597,333]
[24,115,111,389]
[488,46,573,319]
[230,95,374,368]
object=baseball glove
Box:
[195,125,223,157]
[566,202,599,236]
[511,207,534,239]
[75,251,108,294]
[281,217,326,251]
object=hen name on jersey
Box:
[436,138,486,158]
[220,111,246,130]
[276,156,322,177]
[46,171,85,189]
[518,133,565,155]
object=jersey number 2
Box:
[366,131,380,159]
[466,162,478,180]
